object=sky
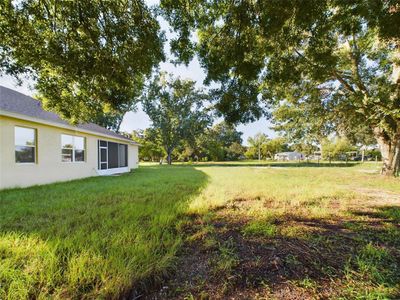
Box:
[0,1,276,145]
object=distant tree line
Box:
[131,121,245,163]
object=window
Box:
[98,140,128,169]
[15,126,36,163]
[61,134,85,162]
[118,144,128,167]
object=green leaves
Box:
[1,0,165,123]
[141,73,211,163]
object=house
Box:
[274,151,304,161]
[0,86,139,189]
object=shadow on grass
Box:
[161,205,400,299]
[0,166,209,299]
[177,161,361,168]
[350,206,400,223]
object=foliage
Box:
[247,133,268,160]
[197,122,244,161]
[321,138,356,160]
[291,142,319,158]
[135,121,244,162]
[263,137,290,159]
[131,129,165,161]
[160,0,400,176]
[0,0,164,123]
[245,134,289,160]
[91,101,136,132]
[142,73,211,164]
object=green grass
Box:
[1,161,399,298]
[242,220,277,237]
[0,166,207,299]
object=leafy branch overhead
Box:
[0,0,165,123]
[160,0,400,176]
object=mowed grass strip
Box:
[0,166,207,299]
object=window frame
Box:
[98,140,108,170]
[15,126,37,164]
[61,134,86,163]
[98,140,128,169]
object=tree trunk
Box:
[378,140,400,176]
[167,152,172,165]
[258,145,261,161]
[374,128,400,176]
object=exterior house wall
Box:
[0,115,138,189]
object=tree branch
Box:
[332,70,356,94]
[350,35,370,96]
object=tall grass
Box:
[0,166,207,299]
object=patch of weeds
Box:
[340,282,399,300]
[284,254,301,268]
[296,276,318,291]
[280,225,309,238]
[378,223,400,247]
[212,238,239,276]
[253,255,263,268]
[184,290,209,300]
[198,290,210,300]
[187,225,215,242]
[377,206,400,223]
[175,217,193,233]
[202,236,218,251]
[183,292,195,300]
[341,243,400,298]
[343,221,364,231]
[354,243,398,284]
[320,265,337,277]
[308,205,331,218]
[242,220,277,238]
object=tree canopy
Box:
[142,73,211,164]
[160,0,400,176]
[196,122,244,161]
[0,0,164,123]
[247,133,268,160]
[131,129,165,162]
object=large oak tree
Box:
[142,73,211,164]
[161,0,400,176]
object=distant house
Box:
[0,86,139,189]
[274,151,304,161]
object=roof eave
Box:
[0,110,138,145]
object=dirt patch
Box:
[354,188,400,205]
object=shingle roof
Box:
[0,85,134,143]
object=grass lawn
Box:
[1,162,399,299]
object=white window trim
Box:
[15,126,37,164]
[61,134,86,163]
[97,140,128,170]
[98,141,108,170]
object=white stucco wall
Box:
[0,115,138,189]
